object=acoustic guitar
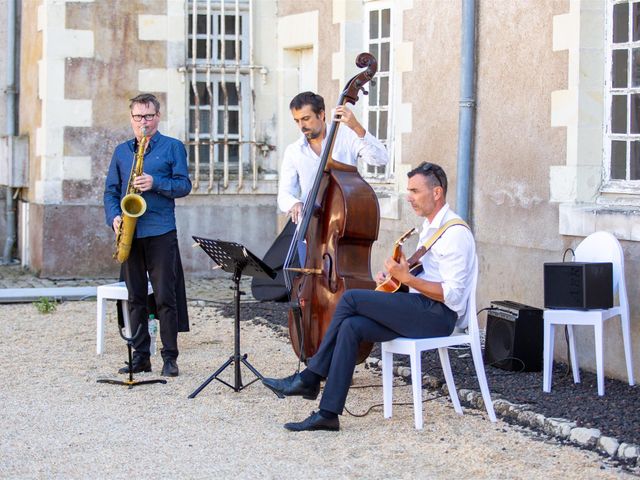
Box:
[375,219,469,294]
[375,228,419,293]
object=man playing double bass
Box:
[277,91,388,224]
[262,162,477,431]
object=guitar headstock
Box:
[396,227,417,246]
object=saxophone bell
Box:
[113,127,149,263]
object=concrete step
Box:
[0,286,97,303]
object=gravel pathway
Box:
[0,300,634,479]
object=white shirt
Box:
[277,125,388,213]
[411,203,477,328]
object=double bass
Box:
[283,53,380,363]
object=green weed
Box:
[34,297,57,314]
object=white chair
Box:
[381,261,497,429]
[96,281,153,354]
[543,231,635,396]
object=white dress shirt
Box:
[411,203,477,328]
[277,125,388,213]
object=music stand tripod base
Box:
[188,237,276,398]
[97,377,167,389]
[97,324,167,389]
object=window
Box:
[363,5,393,180]
[186,0,253,190]
[605,0,640,187]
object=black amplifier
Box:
[543,262,613,310]
[483,300,543,372]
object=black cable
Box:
[344,381,447,418]
[562,248,575,262]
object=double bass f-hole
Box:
[322,253,338,293]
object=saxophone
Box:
[113,128,148,263]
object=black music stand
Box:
[188,237,276,398]
[97,324,167,389]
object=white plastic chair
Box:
[381,261,497,429]
[96,281,153,354]
[543,231,635,396]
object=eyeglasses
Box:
[131,113,157,122]
[418,162,444,188]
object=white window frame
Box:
[362,1,395,183]
[603,0,640,194]
[187,76,251,172]
[186,0,254,190]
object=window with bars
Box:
[363,5,392,180]
[186,0,254,190]
[606,0,640,187]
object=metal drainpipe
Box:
[455,0,477,223]
[3,0,17,264]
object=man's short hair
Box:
[408,162,448,196]
[130,93,160,113]
[289,91,325,116]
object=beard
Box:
[303,129,322,140]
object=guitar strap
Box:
[406,218,470,268]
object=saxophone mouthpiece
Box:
[141,126,147,137]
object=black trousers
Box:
[123,230,180,360]
[307,289,457,415]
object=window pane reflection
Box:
[381,9,390,37]
[218,40,240,60]
[369,44,379,63]
[613,49,628,88]
[369,10,378,39]
[369,80,378,106]
[218,110,239,134]
[611,140,627,179]
[381,42,390,71]
[613,2,630,43]
[190,82,211,104]
[633,2,640,41]
[612,95,628,134]
[219,15,241,34]
[189,109,211,133]
[379,111,388,141]
[379,77,389,105]
[218,83,239,105]
[369,111,377,135]
[633,49,640,87]
[631,141,640,179]
[631,93,640,133]
[197,39,207,59]
[217,144,239,164]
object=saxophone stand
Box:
[188,237,276,398]
[97,324,167,389]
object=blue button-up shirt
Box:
[104,132,192,238]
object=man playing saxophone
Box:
[104,93,192,377]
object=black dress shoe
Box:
[118,357,152,374]
[161,358,179,377]
[262,373,320,400]
[284,411,340,432]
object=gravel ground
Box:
[0,299,635,479]
[226,299,640,447]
